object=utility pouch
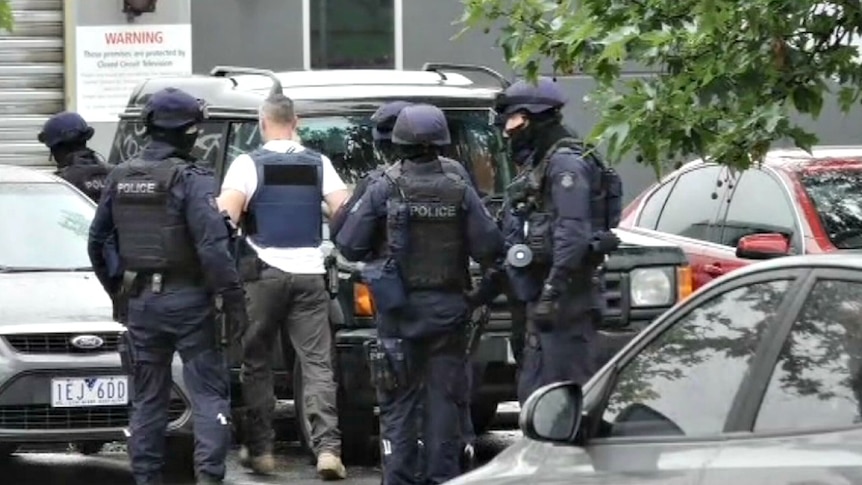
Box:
[118,331,136,375]
[362,258,408,312]
[365,339,398,392]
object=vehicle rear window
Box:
[799,167,862,248]
[226,110,514,197]
[108,120,225,169]
[0,182,94,271]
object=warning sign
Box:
[75,24,193,122]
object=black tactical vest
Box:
[391,161,468,291]
[58,151,110,203]
[111,158,200,274]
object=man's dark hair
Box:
[260,94,296,125]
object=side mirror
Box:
[519,381,584,443]
[736,233,790,260]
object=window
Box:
[310,0,395,69]
[655,166,726,241]
[799,168,862,249]
[107,120,224,169]
[225,110,514,195]
[755,279,862,432]
[0,182,95,270]
[719,170,796,248]
[636,181,674,230]
[601,279,790,438]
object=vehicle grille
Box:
[603,271,625,323]
[3,333,121,354]
[0,399,187,430]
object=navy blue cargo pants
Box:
[517,306,598,406]
[126,283,231,484]
[378,333,467,485]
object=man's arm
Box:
[87,172,120,295]
[216,154,255,224]
[333,178,388,262]
[547,152,593,285]
[463,186,505,266]
[320,154,351,214]
[183,170,244,294]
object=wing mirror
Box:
[736,233,790,260]
[519,381,584,443]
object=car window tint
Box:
[108,120,224,169]
[655,166,725,241]
[799,167,862,249]
[0,182,95,270]
[755,279,862,432]
[226,111,514,195]
[636,181,674,230]
[720,170,796,247]
[602,279,791,438]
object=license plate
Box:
[51,376,129,408]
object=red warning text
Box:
[104,30,164,45]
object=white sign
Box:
[51,376,129,408]
[75,24,193,122]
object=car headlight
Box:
[630,267,674,307]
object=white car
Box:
[0,164,193,461]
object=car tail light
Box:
[677,266,694,301]
[354,283,375,316]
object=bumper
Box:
[0,324,193,443]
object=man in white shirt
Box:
[218,94,350,480]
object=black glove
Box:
[590,231,622,255]
[530,283,560,332]
[466,267,504,308]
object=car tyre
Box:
[75,441,105,455]
[294,358,376,466]
[470,400,499,436]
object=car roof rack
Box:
[209,65,284,97]
[421,62,511,89]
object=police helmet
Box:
[37,112,94,148]
[141,87,206,130]
[496,77,567,116]
[371,101,412,141]
[391,104,451,146]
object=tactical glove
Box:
[530,283,560,332]
[221,288,250,342]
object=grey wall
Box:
[73,0,191,155]
[191,0,304,74]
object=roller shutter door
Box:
[0,0,64,168]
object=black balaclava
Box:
[373,139,398,165]
[397,144,438,164]
[507,110,569,166]
[149,125,198,158]
[51,139,90,169]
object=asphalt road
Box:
[1,405,521,485]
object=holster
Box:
[464,305,491,358]
[117,330,136,375]
[364,338,408,393]
[324,255,339,299]
[112,270,140,325]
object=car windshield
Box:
[0,182,95,271]
[799,167,862,249]
[226,109,514,197]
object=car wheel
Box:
[162,435,195,480]
[293,358,377,466]
[470,400,499,436]
[75,441,105,455]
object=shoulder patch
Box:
[349,197,363,213]
[559,172,575,189]
[208,196,218,210]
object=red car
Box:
[620,146,862,290]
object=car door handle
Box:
[703,263,725,276]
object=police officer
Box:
[494,77,622,405]
[335,104,503,485]
[329,101,473,240]
[218,93,349,480]
[38,111,110,202]
[87,87,248,485]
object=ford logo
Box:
[70,335,105,350]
